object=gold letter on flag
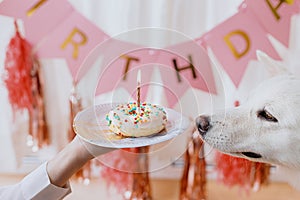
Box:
[27,0,49,17]
[265,0,293,20]
[61,28,88,59]
[224,30,250,59]
[172,55,197,82]
[120,55,140,80]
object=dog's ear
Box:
[256,50,288,76]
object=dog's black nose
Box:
[196,115,211,136]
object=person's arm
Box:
[46,136,114,187]
[0,137,114,200]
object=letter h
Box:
[172,55,197,82]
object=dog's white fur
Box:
[198,51,300,188]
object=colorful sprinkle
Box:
[110,102,166,125]
[105,114,112,126]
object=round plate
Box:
[73,103,191,148]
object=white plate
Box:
[73,103,191,148]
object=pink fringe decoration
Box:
[215,153,253,188]
[215,153,270,190]
[4,21,34,114]
[3,20,49,148]
[98,147,152,199]
[180,132,206,200]
[98,148,138,193]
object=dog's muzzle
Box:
[195,115,211,136]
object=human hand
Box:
[74,135,117,159]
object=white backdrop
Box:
[0,0,249,175]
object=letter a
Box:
[265,0,290,21]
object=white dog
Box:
[196,51,300,188]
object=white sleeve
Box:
[0,162,71,200]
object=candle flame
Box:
[137,69,141,84]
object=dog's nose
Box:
[196,115,211,136]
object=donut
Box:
[106,102,167,137]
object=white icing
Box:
[107,102,167,137]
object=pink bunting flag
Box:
[156,39,216,107]
[0,0,74,45]
[243,0,300,47]
[95,47,159,102]
[36,10,109,81]
[203,8,280,87]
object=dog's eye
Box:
[257,110,278,122]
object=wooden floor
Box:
[151,179,300,200]
[1,174,300,199]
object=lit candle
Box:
[137,69,141,109]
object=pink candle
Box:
[137,69,141,109]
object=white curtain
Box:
[69,0,241,40]
[0,0,243,173]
